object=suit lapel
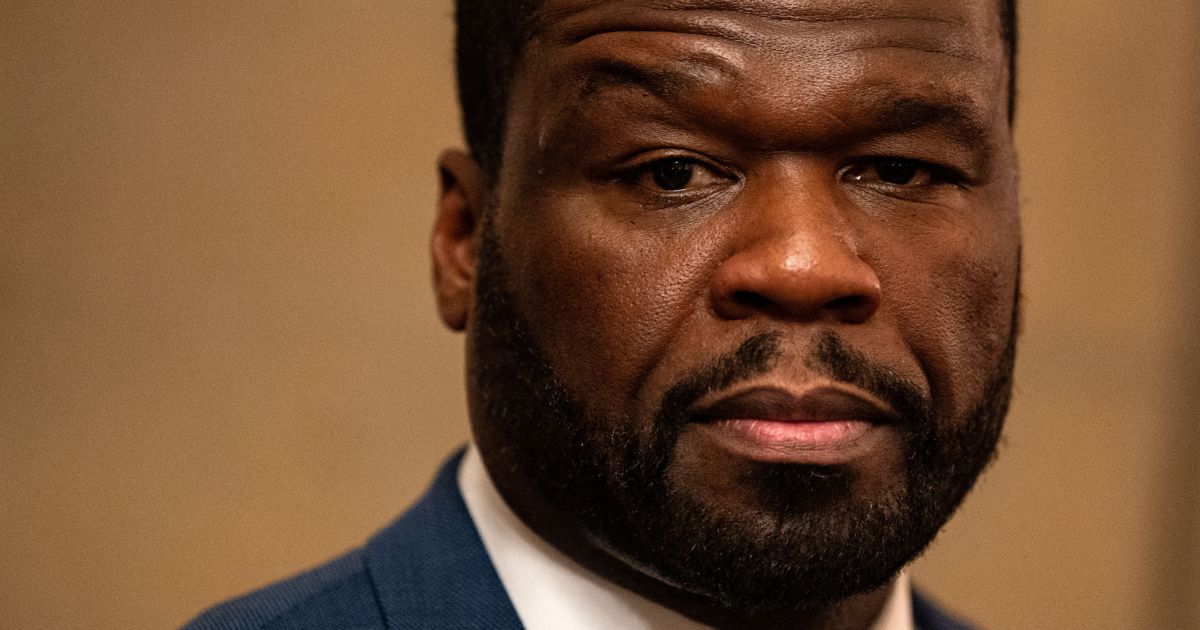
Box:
[364,450,524,630]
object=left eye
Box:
[844,158,943,187]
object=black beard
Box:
[467,221,1016,612]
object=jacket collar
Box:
[365,449,523,629]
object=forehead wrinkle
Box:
[662,0,966,25]
[532,4,986,84]
[534,0,972,47]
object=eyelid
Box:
[842,156,969,188]
[618,150,732,175]
[617,152,736,189]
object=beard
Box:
[467,220,1017,612]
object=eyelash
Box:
[616,155,732,196]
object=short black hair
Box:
[455,0,1018,180]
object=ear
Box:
[431,149,486,331]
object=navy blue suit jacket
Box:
[184,451,974,629]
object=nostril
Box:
[826,294,867,311]
[731,291,773,312]
[724,290,877,322]
[711,248,882,323]
[825,294,877,322]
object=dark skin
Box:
[432,0,1019,627]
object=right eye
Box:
[629,157,727,193]
[649,158,698,190]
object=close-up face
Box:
[451,0,1020,615]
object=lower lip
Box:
[696,419,881,464]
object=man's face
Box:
[455,0,1019,613]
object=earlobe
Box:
[431,149,485,331]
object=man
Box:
[186,0,1019,628]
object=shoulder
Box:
[181,550,384,630]
[179,449,520,630]
[912,589,976,630]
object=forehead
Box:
[515,0,1008,131]
[531,0,1000,45]
[533,0,999,34]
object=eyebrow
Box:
[575,56,734,101]
[850,91,996,151]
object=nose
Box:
[709,180,881,325]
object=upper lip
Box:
[690,383,901,425]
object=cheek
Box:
[500,199,718,421]
[889,216,1019,420]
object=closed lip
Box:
[688,383,901,463]
[689,383,900,426]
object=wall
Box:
[1,2,1196,628]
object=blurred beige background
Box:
[2,2,1197,629]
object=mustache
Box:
[655,332,932,431]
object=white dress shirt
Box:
[458,445,915,630]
